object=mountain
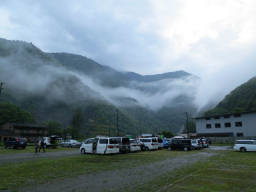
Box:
[205,77,256,116]
[0,38,198,136]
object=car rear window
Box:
[140,139,151,142]
[152,138,157,142]
[122,138,130,144]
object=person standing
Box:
[39,138,46,153]
[35,137,40,153]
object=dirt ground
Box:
[18,151,216,192]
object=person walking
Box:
[39,138,46,153]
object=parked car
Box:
[43,136,58,148]
[60,139,81,148]
[4,137,27,149]
[153,137,163,149]
[163,138,172,148]
[138,138,158,151]
[191,139,202,150]
[234,140,256,152]
[201,138,209,148]
[80,137,119,154]
[111,137,130,153]
[168,139,193,151]
[129,139,141,152]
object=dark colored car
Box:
[4,137,27,149]
[168,139,193,151]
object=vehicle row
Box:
[167,138,209,151]
[80,136,163,154]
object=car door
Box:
[85,139,93,153]
[97,138,108,154]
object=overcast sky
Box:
[1,0,256,107]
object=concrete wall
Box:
[196,112,256,137]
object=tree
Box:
[44,121,63,136]
[71,108,84,138]
[0,102,35,124]
[161,131,174,138]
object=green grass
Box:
[0,149,190,190]
[211,143,234,146]
[0,146,77,155]
[134,151,256,192]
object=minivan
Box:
[234,140,256,152]
[168,139,193,151]
[111,137,130,153]
[139,138,158,151]
[80,137,119,154]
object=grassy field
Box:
[0,146,77,155]
[0,150,190,190]
[134,151,256,192]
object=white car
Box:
[139,138,158,151]
[61,139,81,148]
[129,139,141,152]
[80,137,119,154]
[191,139,202,150]
[234,140,256,152]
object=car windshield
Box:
[140,139,151,142]
[130,139,135,143]
[152,138,157,142]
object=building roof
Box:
[2,123,47,129]
[194,111,256,120]
[0,129,13,136]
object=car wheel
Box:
[81,148,86,154]
[145,147,149,151]
[240,147,246,152]
[184,147,188,151]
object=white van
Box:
[80,137,119,154]
[129,139,141,152]
[139,138,158,151]
[234,140,256,152]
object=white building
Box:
[195,111,256,137]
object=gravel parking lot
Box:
[19,151,216,192]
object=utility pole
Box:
[0,82,4,96]
[116,109,119,136]
[185,112,189,138]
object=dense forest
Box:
[205,77,256,116]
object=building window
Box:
[206,124,212,129]
[234,114,241,118]
[236,132,243,137]
[224,115,230,119]
[235,122,243,127]
[225,122,231,128]
[215,123,221,128]
[214,116,220,119]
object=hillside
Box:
[0,38,198,136]
[205,77,256,116]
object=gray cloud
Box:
[1,0,256,110]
